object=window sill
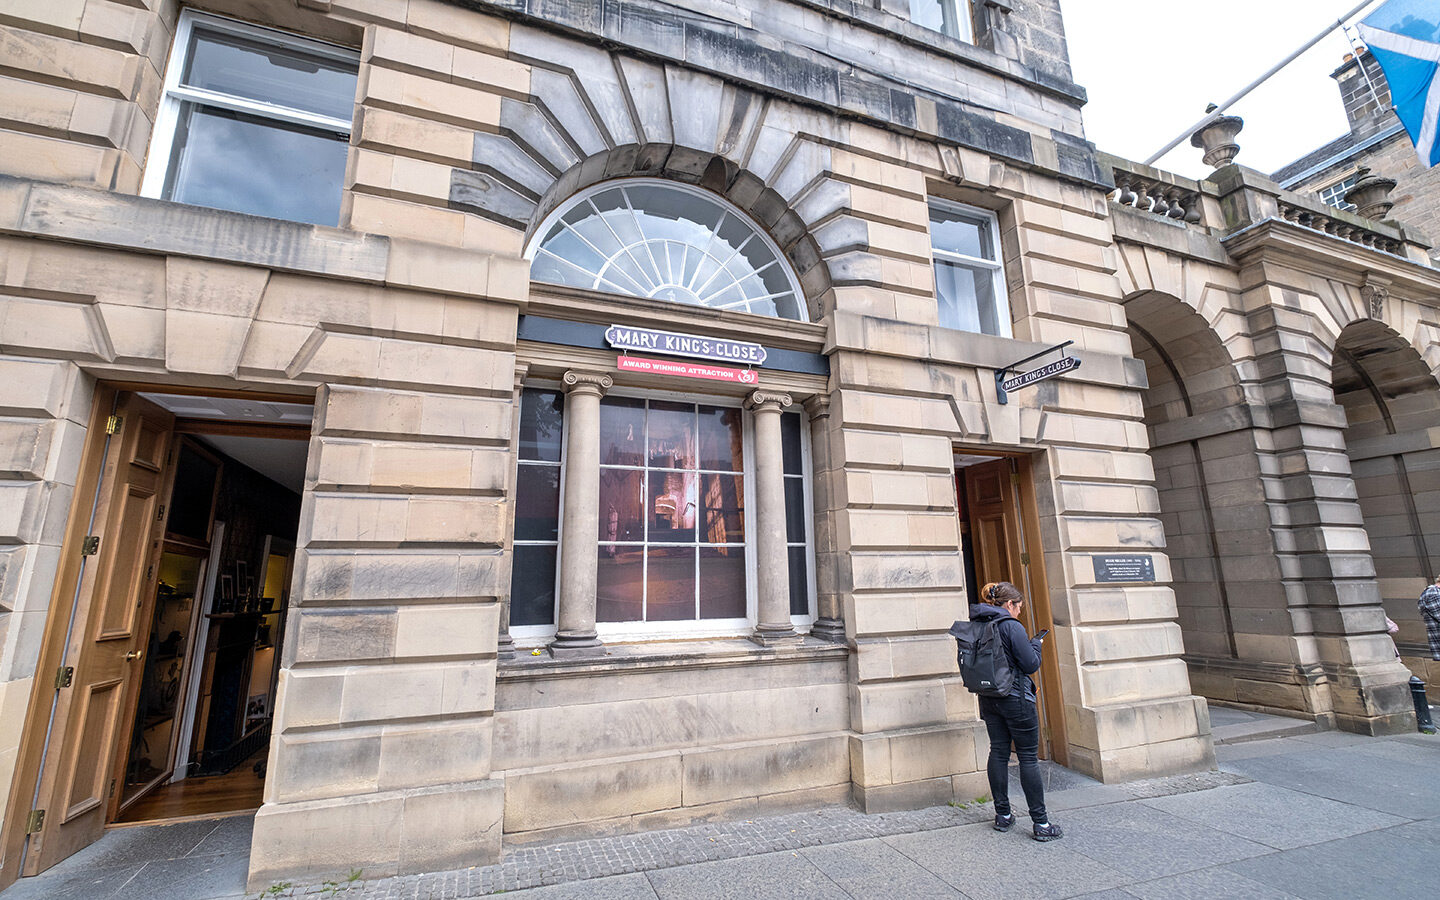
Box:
[497,635,848,679]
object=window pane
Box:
[511,546,557,626]
[646,547,696,621]
[648,400,696,469]
[783,478,806,544]
[533,183,805,321]
[597,546,644,622]
[701,474,745,544]
[698,405,743,471]
[599,469,645,542]
[165,104,347,225]
[519,389,563,462]
[935,259,1004,335]
[930,204,992,260]
[514,465,560,541]
[780,412,803,476]
[699,548,746,619]
[599,396,646,467]
[787,546,809,617]
[648,471,697,543]
[184,27,357,120]
[909,0,971,41]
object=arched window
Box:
[528,180,806,321]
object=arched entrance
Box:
[1125,292,1309,713]
[1332,320,1440,678]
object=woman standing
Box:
[969,581,1062,841]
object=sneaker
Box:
[1032,822,1063,842]
[993,813,1015,832]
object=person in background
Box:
[1420,576,1440,661]
[969,581,1062,842]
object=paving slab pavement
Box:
[3,725,1436,900]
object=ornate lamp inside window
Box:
[529,180,807,321]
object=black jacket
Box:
[967,603,1043,701]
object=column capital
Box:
[563,369,613,396]
[802,393,831,418]
[746,390,793,413]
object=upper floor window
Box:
[928,201,1010,336]
[910,0,974,42]
[141,11,358,226]
[529,180,807,322]
[1317,173,1359,212]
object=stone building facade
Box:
[0,0,1433,892]
[1276,50,1440,259]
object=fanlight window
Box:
[529,181,806,321]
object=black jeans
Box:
[978,694,1047,823]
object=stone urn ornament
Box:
[1343,167,1399,221]
[1189,104,1244,169]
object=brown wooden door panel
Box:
[24,394,174,874]
[94,486,158,640]
[59,679,124,821]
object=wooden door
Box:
[24,394,175,873]
[963,457,1064,762]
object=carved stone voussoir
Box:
[562,370,614,394]
[746,390,794,412]
[1360,278,1389,320]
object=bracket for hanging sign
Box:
[995,341,1080,405]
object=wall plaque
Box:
[1092,554,1156,583]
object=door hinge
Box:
[25,809,44,834]
[105,415,123,435]
[1009,473,1021,486]
[1020,552,1031,566]
[55,666,74,689]
[156,504,165,522]
[108,779,117,799]
[81,535,100,556]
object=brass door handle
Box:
[125,650,143,662]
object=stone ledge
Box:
[498,636,849,681]
[0,176,528,305]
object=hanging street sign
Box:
[995,341,1081,405]
[1002,355,1081,393]
[606,324,767,367]
[616,355,760,384]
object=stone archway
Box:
[1333,319,1440,678]
[1125,292,1300,711]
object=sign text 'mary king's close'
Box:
[606,325,767,367]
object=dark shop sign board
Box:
[606,324,767,367]
[1092,554,1157,583]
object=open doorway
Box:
[955,451,1068,765]
[18,388,309,875]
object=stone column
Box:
[550,370,612,654]
[748,390,800,646]
[804,393,845,643]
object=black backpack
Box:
[948,618,1016,698]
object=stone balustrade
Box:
[1112,169,1204,225]
[1276,195,1406,255]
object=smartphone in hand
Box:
[1034,629,1049,640]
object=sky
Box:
[1061,0,1388,179]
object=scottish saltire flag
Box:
[1357,0,1440,166]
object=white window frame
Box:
[524,178,809,323]
[928,199,1011,338]
[1317,172,1360,212]
[510,382,817,646]
[140,10,357,206]
[910,0,975,43]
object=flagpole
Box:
[1143,0,1385,165]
